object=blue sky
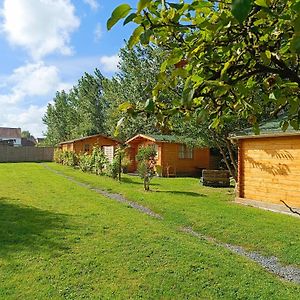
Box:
[0,0,136,137]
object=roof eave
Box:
[230,131,300,141]
[125,134,156,144]
[59,134,120,145]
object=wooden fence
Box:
[0,146,54,162]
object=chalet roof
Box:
[126,134,201,145]
[59,133,120,145]
[0,127,21,139]
[231,118,300,140]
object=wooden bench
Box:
[202,170,230,187]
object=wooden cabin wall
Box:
[73,136,118,154]
[61,143,73,152]
[62,136,118,155]
[238,136,300,208]
[126,140,162,172]
[161,143,210,176]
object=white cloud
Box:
[1,0,80,60]
[94,23,102,42]
[99,54,119,73]
[0,62,61,105]
[0,62,70,136]
[2,105,48,137]
[11,62,61,96]
[83,0,99,11]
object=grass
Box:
[48,163,300,267]
[0,163,299,299]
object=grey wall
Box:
[0,146,54,162]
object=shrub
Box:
[78,153,93,172]
[54,149,78,167]
[136,145,157,191]
[90,146,108,175]
[106,158,119,179]
[63,151,78,167]
[54,149,64,164]
[106,146,127,181]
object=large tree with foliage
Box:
[108,0,300,131]
[43,70,107,145]
[104,44,180,140]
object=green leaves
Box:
[123,13,137,25]
[137,0,151,13]
[107,4,131,30]
[231,0,252,23]
[128,26,144,48]
[255,0,269,8]
[114,117,125,136]
[106,0,300,134]
[291,16,300,53]
[144,99,155,112]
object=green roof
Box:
[126,134,205,147]
[143,134,205,147]
[232,116,300,139]
[146,134,182,143]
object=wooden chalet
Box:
[126,134,212,177]
[59,134,120,162]
[232,121,300,212]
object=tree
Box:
[108,0,300,131]
[43,90,72,146]
[136,145,157,191]
[43,70,108,146]
[21,131,31,139]
[103,44,180,140]
[70,70,107,137]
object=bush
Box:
[106,159,119,179]
[54,149,64,164]
[63,151,78,167]
[90,146,108,175]
[106,146,127,181]
[78,153,93,172]
[54,149,78,167]
[136,145,157,191]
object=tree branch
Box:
[280,200,300,216]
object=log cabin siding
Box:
[161,143,210,176]
[238,135,300,208]
[60,134,119,155]
[126,134,211,176]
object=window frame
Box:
[178,144,193,159]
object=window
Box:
[153,144,159,159]
[84,144,90,152]
[178,144,193,159]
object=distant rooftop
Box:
[0,127,21,139]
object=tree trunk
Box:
[118,151,122,182]
[225,139,238,175]
[216,142,237,182]
[144,176,150,191]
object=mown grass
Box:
[0,163,299,299]
[48,163,300,267]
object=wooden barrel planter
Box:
[202,170,230,187]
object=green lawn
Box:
[0,163,299,299]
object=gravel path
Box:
[182,227,300,284]
[41,163,300,284]
[41,164,162,220]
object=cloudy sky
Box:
[0,0,136,137]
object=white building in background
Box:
[0,127,22,146]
